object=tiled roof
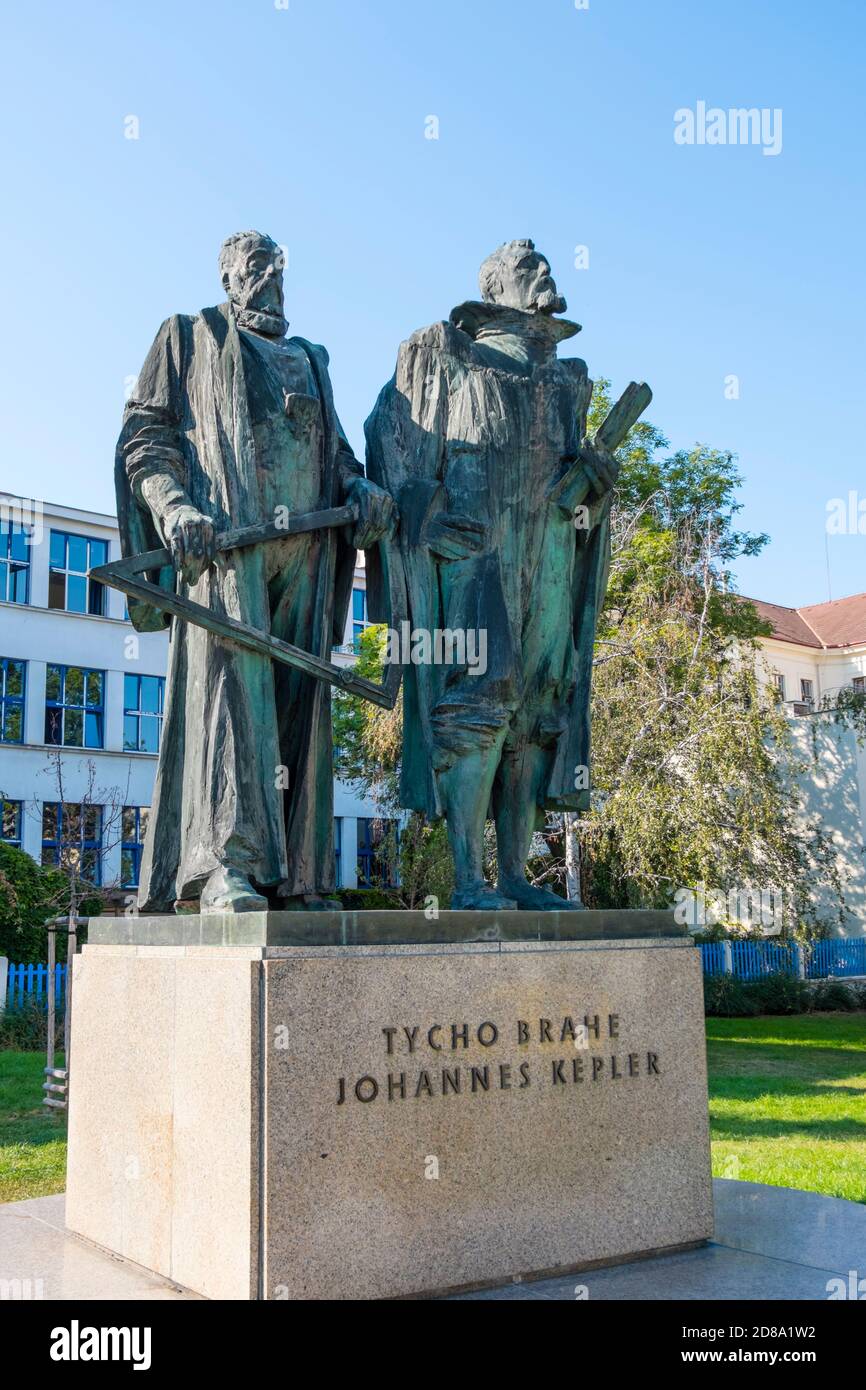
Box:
[745,592,866,650]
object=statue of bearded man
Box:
[365,239,647,910]
[116,230,393,913]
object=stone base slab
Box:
[86,906,685,948]
[65,918,713,1300]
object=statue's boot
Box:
[452,883,517,911]
[497,877,584,911]
[200,866,268,914]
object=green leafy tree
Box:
[0,842,98,963]
[580,380,842,934]
[333,624,399,796]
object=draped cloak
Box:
[364,307,611,825]
[116,303,360,908]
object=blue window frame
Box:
[357,817,396,888]
[41,802,103,884]
[121,806,149,888]
[0,516,31,604]
[1,799,22,848]
[0,657,25,743]
[123,675,165,754]
[352,587,367,651]
[334,817,342,889]
[48,530,109,616]
[44,665,104,748]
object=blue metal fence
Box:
[806,938,866,979]
[700,937,866,981]
[4,962,67,1008]
[701,941,727,977]
[731,939,801,980]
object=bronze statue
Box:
[114,231,393,913]
[365,240,650,909]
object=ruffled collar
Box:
[449,301,580,366]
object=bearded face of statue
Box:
[220,232,286,324]
[479,240,567,316]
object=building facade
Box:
[750,593,866,936]
[0,495,388,899]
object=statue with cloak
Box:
[116,230,393,913]
[365,240,650,910]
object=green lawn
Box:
[708,1013,866,1204]
[0,1050,67,1202]
[2,1015,865,1205]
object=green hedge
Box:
[704,971,866,1017]
[337,888,403,910]
[0,997,65,1050]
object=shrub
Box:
[395,816,454,910]
[337,888,402,911]
[810,980,860,1012]
[747,972,811,1015]
[703,969,866,1016]
[703,973,760,1017]
[0,997,64,1050]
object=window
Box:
[1,799,22,848]
[0,515,31,604]
[334,817,342,889]
[41,802,103,884]
[48,530,108,615]
[352,588,368,651]
[357,817,396,888]
[772,673,786,700]
[44,665,104,748]
[0,658,25,743]
[800,679,814,706]
[123,675,165,753]
[853,677,865,694]
[121,806,149,888]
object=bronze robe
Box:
[116,303,360,908]
[364,305,610,823]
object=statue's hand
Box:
[579,441,619,499]
[344,476,396,550]
[163,505,216,585]
[425,511,488,561]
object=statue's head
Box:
[219,230,286,330]
[478,239,566,315]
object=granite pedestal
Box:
[64,911,713,1300]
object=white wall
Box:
[759,636,866,936]
[785,719,866,937]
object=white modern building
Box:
[0,495,389,900]
[750,592,866,935]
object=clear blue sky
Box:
[1,0,863,606]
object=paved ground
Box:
[1,1194,201,1300]
[1,1179,863,1300]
